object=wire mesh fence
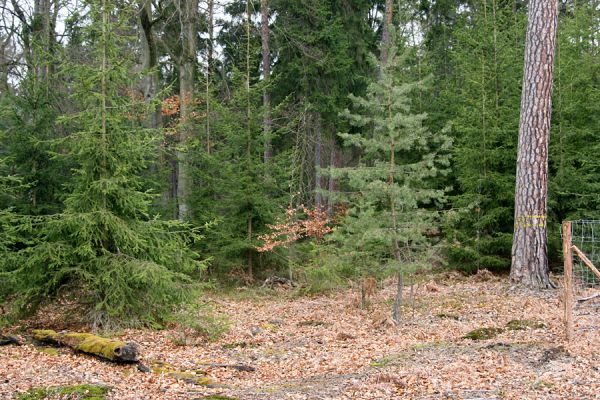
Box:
[561,220,600,341]
[566,220,600,288]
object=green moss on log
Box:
[32,330,138,362]
[16,384,110,400]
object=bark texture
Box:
[139,0,161,129]
[206,0,213,154]
[314,115,323,209]
[261,0,272,163]
[510,0,558,288]
[380,0,393,67]
[327,140,341,214]
[176,0,198,221]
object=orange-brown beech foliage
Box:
[161,95,181,117]
[257,206,334,253]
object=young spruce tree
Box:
[9,1,204,329]
[330,45,451,321]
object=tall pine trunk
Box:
[510,0,558,288]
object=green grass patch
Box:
[505,319,545,331]
[16,384,110,400]
[412,340,449,350]
[370,354,405,367]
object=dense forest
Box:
[0,0,598,330]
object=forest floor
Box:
[1,271,599,400]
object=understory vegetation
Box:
[0,0,597,331]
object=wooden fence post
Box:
[562,220,573,342]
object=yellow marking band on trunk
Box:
[514,215,547,228]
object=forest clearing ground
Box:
[1,273,599,400]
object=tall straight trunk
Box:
[10,0,31,70]
[246,0,254,278]
[0,32,12,95]
[176,0,198,221]
[386,92,402,322]
[206,0,213,154]
[33,0,51,83]
[327,140,341,215]
[100,0,108,206]
[261,0,272,163]
[380,0,393,67]
[139,0,161,129]
[314,115,323,209]
[510,0,558,288]
[140,1,172,214]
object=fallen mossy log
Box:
[0,333,22,346]
[32,329,139,362]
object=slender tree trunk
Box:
[100,0,108,210]
[327,140,341,215]
[10,1,31,71]
[314,115,323,209]
[386,89,403,322]
[176,0,198,221]
[206,0,213,154]
[380,0,393,68]
[0,31,12,96]
[261,0,272,163]
[246,0,254,278]
[139,0,161,129]
[33,0,51,83]
[140,1,173,213]
[510,0,558,288]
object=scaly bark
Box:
[510,0,558,288]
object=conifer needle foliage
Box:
[4,1,205,329]
[329,46,451,276]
